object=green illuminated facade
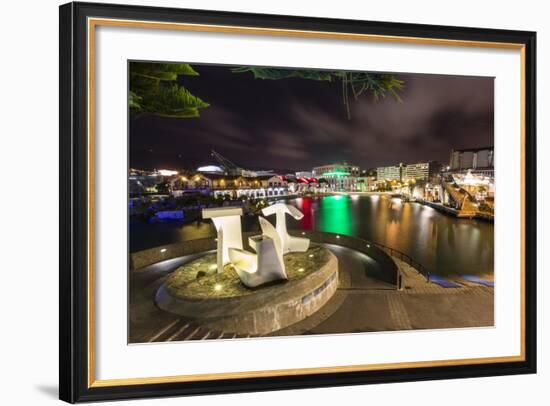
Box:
[312,162,360,192]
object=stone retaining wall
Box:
[130,238,217,271]
[297,230,398,286]
[155,251,339,335]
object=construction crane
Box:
[210,150,243,176]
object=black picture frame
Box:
[59,1,537,403]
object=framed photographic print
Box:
[59,1,537,403]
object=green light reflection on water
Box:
[318,195,353,235]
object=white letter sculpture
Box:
[229,217,288,288]
[262,203,310,254]
[202,207,243,273]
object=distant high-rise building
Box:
[403,161,442,182]
[376,164,403,182]
[473,148,492,168]
[450,147,494,171]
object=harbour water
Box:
[130,194,493,276]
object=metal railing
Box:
[372,242,431,282]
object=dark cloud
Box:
[130,65,493,171]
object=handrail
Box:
[371,242,430,282]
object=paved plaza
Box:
[129,244,493,343]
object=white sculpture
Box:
[229,217,288,288]
[202,207,243,273]
[262,203,310,254]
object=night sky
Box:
[130,64,494,172]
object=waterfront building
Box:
[169,166,290,199]
[200,174,288,199]
[423,183,442,202]
[331,176,358,192]
[312,162,360,178]
[356,176,377,192]
[362,168,377,178]
[376,164,403,182]
[130,168,178,195]
[295,171,312,179]
[452,170,495,202]
[312,162,360,192]
[170,173,211,197]
[293,177,330,194]
[449,146,494,175]
[403,161,442,182]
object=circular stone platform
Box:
[155,245,338,335]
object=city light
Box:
[160,248,167,253]
[197,165,223,173]
[323,170,350,177]
[157,169,178,176]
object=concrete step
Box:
[148,319,259,342]
[191,328,212,340]
[165,322,194,341]
[205,330,225,340]
[147,319,188,342]
[170,324,201,341]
